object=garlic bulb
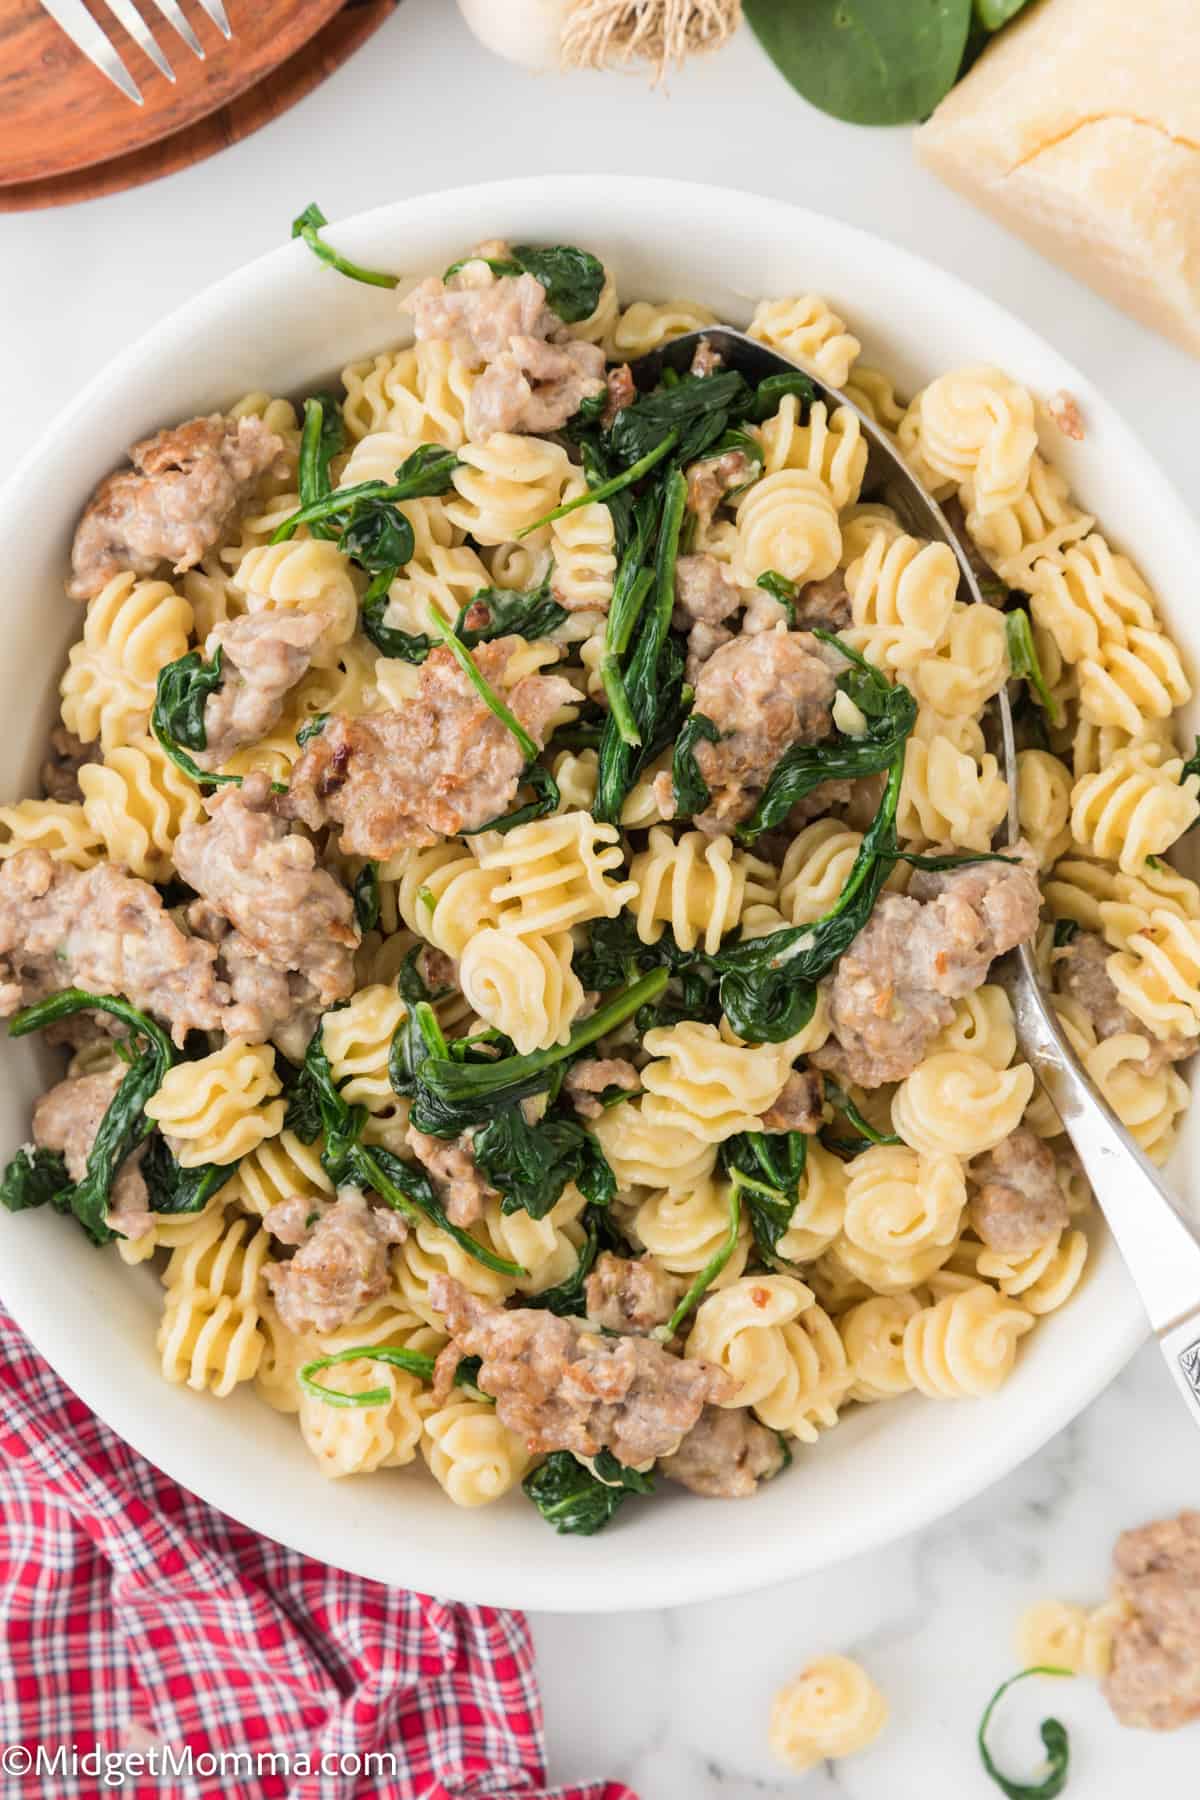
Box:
[455,0,569,70]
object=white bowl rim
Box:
[0,174,1176,1612]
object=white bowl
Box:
[0,177,1192,1613]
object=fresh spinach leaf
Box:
[977,1667,1072,1799]
[152,647,243,789]
[721,1131,807,1262]
[353,863,380,932]
[671,712,720,817]
[409,971,667,1136]
[141,1132,236,1215]
[473,1109,615,1220]
[755,570,797,625]
[0,1147,70,1214]
[291,203,400,288]
[1005,607,1061,726]
[443,243,605,325]
[744,0,974,128]
[523,1449,653,1536]
[714,754,907,1041]
[734,632,917,841]
[4,990,176,1244]
[511,243,606,324]
[298,391,346,540]
[453,578,568,647]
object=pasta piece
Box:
[146,1041,285,1167]
[0,800,101,869]
[639,1021,793,1142]
[892,1052,1035,1158]
[1069,715,1173,782]
[778,820,865,926]
[843,364,906,432]
[844,532,958,669]
[394,1214,518,1327]
[1016,748,1073,869]
[459,927,584,1054]
[472,810,637,934]
[1069,744,1200,874]
[840,1293,921,1402]
[929,986,1017,1071]
[630,827,776,955]
[1078,628,1191,738]
[841,1145,965,1264]
[977,1227,1089,1315]
[1055,997,1189,1165]
[769,1656,888,1772]
[411,338,477,449]
[322,983,411,1149]
[590,1098,718,1194]
[898,718,1008,852]
[774,1142,847,1263]
[181,554,247,641]
[838,502,904,569]
[903,366,1037,516]
[1108,910,1200,1042]
[902,1281,1034,1398]
[157,1212,271,1397]
[382,840,503,956]
[732,469,841,587]
[298,1356,425,1478]
[963,452,1092,588]
[421,1399,533,1506]
[79,734,205,881]
[748,294,861,388]
[686,1273,821,1423]
[619,750,675,829]
[550,747,598,813]
[116,1192,227,1270]
[549,476,616,612]
[444,434,571,546]
[632,1176,751,1287]
[236,538,360,667]
[254,1300,320,1415]
[483,1187,589,1299]
[230,1130,334,1218]
[757,397,868,508]
[60,572,192,752]
[340,349,422,441]
[1016,1600,1090,1674]
[821,1226,959,1299]
[909,602,1009,718]
[1028,535,1158,665]
[607,297,717,359]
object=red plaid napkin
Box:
[0,1307,637,1800]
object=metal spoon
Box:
[631,326,1200,1421]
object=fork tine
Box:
[192,0,232,39]
[39,0,144,102]
[144,0,206,58]
[99,0,176,79]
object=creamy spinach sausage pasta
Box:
[4,218,1197,1528]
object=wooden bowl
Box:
[0,0,397,210]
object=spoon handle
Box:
[999,944,1200,1417]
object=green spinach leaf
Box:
[453,578,568,648]
[141,1132,236,1215]
[0,1147,70,1214]
[744,0,974,128]
[473,1109,615,1220]
[523,1449,654,1536]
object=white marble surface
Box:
[2,2,1200,1793]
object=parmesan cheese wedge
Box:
[916,0,1200,358]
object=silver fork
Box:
[634,326,1200,1428]
[40,0,232,105]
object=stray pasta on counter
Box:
[3,210,1198,1528]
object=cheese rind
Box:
[916,0,1200,357]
